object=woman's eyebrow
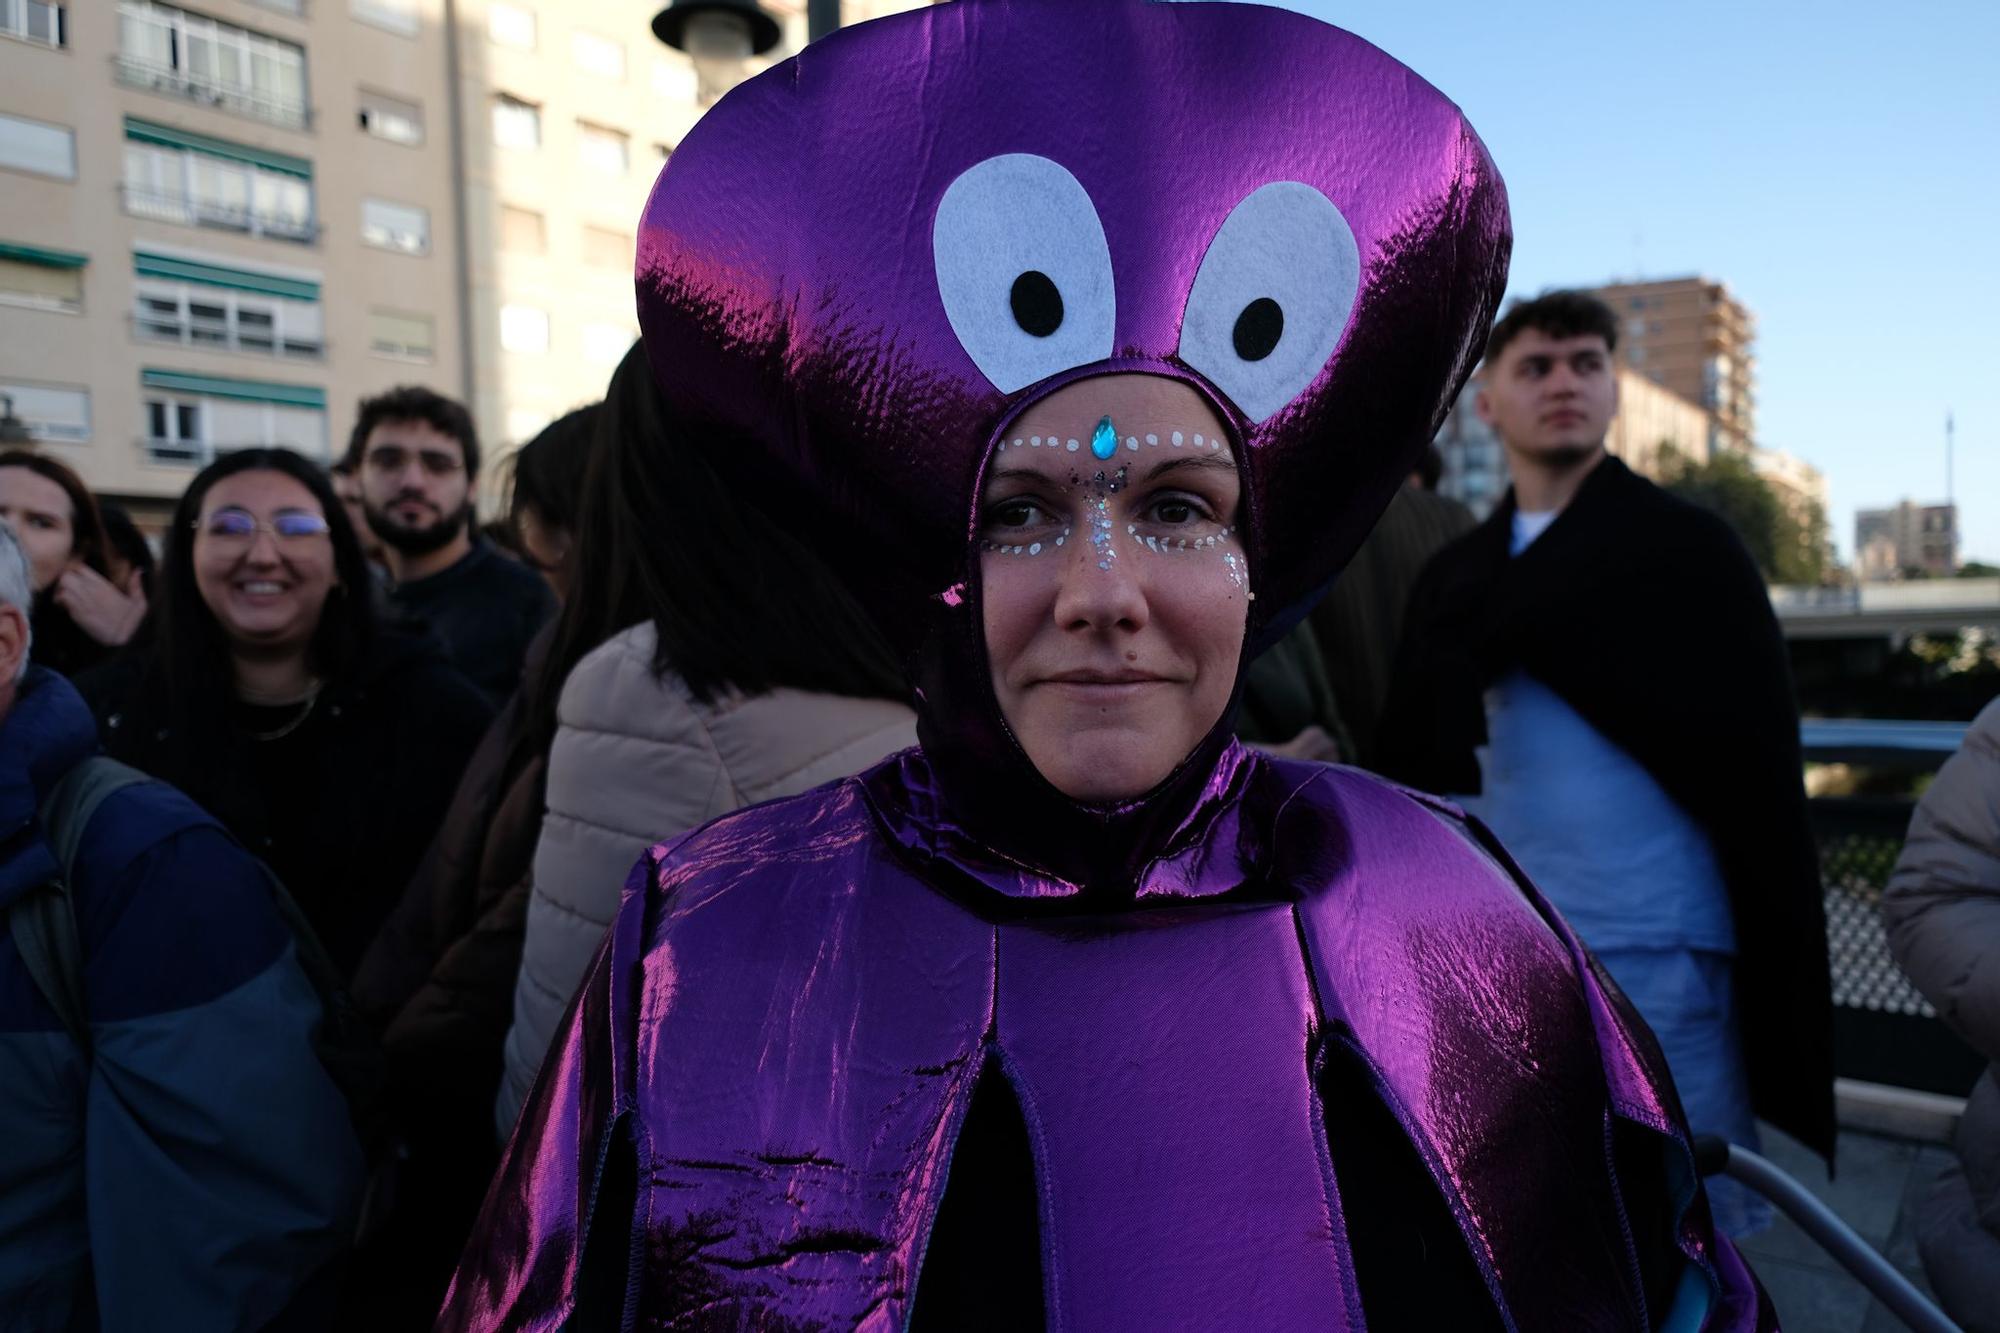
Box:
[1133,454,1239,483]
[984,465,1062,487]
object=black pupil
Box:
[1232,297,1284,361]
[1009,270,1064,338]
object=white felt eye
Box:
[1177,183,1360,424]
[933,154,1116,394]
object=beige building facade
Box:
[1591,275,1757,456]
[0,0,463,517]
[0,0,927,518]
[1605,366,1711,479]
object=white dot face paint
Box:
[976,372,1252,803]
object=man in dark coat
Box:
[1375,291,1835,1227]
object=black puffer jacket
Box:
[81,630,493,978]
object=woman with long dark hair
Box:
[83,448,492,976]
[0,451,145,675]
[493,342,915,1132]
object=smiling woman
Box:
[980,374,1250,801]
[80,448,492,978]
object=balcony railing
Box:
[134,312,324,361]
[123,184,319,245]
[112,53,312,130]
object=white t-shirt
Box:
[1510,508,1558,556]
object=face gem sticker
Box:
[1091,414,1118,460]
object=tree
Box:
[1657,447,1831,586]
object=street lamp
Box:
[0,395,31,447]
[652,0,783,105]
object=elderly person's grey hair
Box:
[0,520,35,680]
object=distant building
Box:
[0,0,930,520]
[1606,369,1711,479]
[1590,276,1757,456]
[1855,501,1958,581]
[1436,366,1709,519]
[1751,448,1832,581]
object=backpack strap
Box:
[7,757,153,1052]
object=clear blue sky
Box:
[1254,0,2000,563]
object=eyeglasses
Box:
[364,445,464,477]
[195,507,332,542]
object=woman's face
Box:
[0,468,77,592]
[981,375,1250,803]
[192,470,338,656]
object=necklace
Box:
[244,683,323,742]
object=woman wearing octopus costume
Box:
[443,2,1777,1327]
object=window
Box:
[122,123,316,242]
[651,58,694,101]
[499,303,548,354]
[650,142,674,169]
[581,225,630,270]
[350,0,418,36]
[487,1,534,49]
[132,269,324,359]
[491,94,540,150]
[0,112,75,180]
[571,30,623,81]
[499,204,545,254]
[249,0,303,13]
[116,2,310,129]
[358,89,423,145]
[368,308,434,361]
[576,121,627,175]
[0,244,86,311]
[361,197,429,254]
[141,369,327,463]
[0,0,65,48]
[0,382,89,441]
[581,321,630,364]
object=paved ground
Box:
[1733,1123,1956,1332]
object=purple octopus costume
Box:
[441,2,1777,1328]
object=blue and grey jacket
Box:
[0,668,362,1332]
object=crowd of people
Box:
[0,304,1846,1329]
[3,1,1994,1326]
[0,335,929,1326]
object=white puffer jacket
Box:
[496,622,917,1135]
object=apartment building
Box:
[0,0,461,517]
[1590,276,1757,456]
[1856,500,1958,582]
[0,0,928,519]
[458,0,929,503]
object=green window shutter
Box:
[141,369,325,410]
[133,250,320,302]
[123,117,313,181]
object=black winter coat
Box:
[82,630,493,979]
[1375,456,1836,1162]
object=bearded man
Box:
[345,386,554,703]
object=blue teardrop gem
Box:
[1091,414,1117,460]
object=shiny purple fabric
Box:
[441,2,1777,1327]
[441,755,1775,1328]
